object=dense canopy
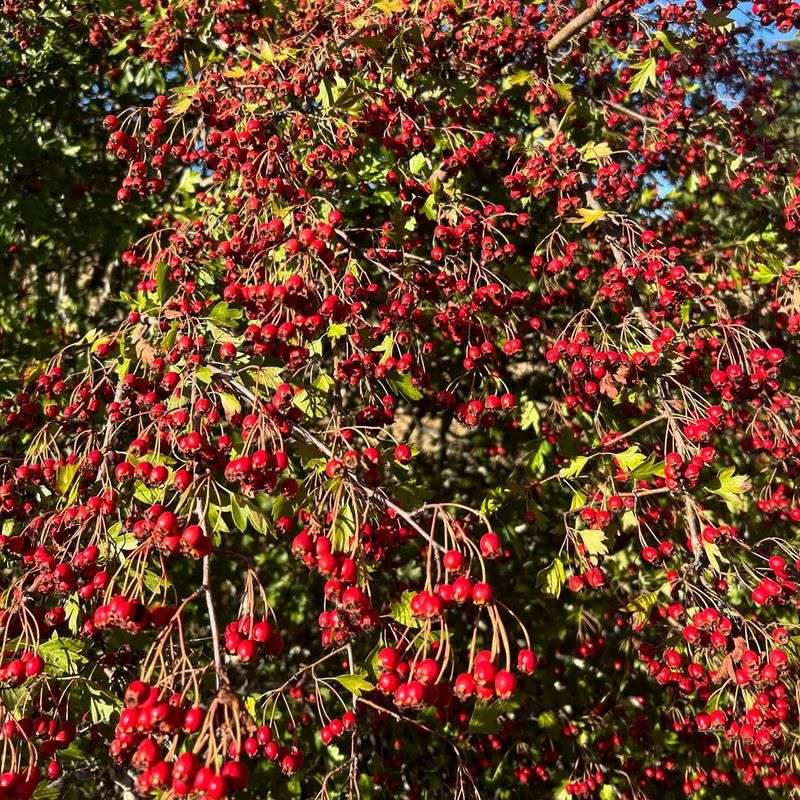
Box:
[2,1,800,798]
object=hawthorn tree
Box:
[1,0,800,798]
[0,0,184,388]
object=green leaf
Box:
[654,30,680,54]
[108,34,133,56]
[318,79,335,108]
[519,400,540,432]
[751,261,783,285]
[372,334,394,363]
[64,596,81,635]
[230,495,248,532]
[142,567,169,593]
[207,302,242,329]
[559,455,589,479]
[703,9,734,29]
[632,457,665,480]
[614,446,647,473]
[570,490,587,512]
[536,558,565,598]
[468,703,502,734]
[243,694,259,719]
[537,710,559,731]
[106,521,138,552]
[708,466,751,511]
[332,504,356,551]
[624,591,659,628]
[293,388,329,420]
[314,372,335,392]
[248,366,284,390]
[32,785,60,800]
[155,261,169,304]
[389,590,421,628]
[408,152,427,175]
[207,503,231,534]
[195,366,213,384]
[332,81,361,110]
[39,635,87,673]
[87,684,122,724]
[629,57,658,94]
[389,372,422,401]
[469,699,519,733]
[620,509,638,532]
[530,439,552,476]
[703,539,728,574]
[115,357,131,381]
[419,193,437,221]
[481,486,510,514]
[332,673,374,696]
[579,529,608,556]
[271,495,291,522]
[134,482,165,505]
[599,783,618,800]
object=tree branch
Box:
[547,0,616,53]
[196,497,226,687]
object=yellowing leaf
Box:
[654,30,680,54]
[552,82,574,101]
[374,0,405,12]
[219,393,241,420]
[171,85,199,115]
[580,141,613,164]
[333,673,374,696]
[55,463,79,496]
[248,366,284,390]
[327,323,348,340]
[569,208,607,229]
[570,490,587,512]
[580,529,608,556]
[629,57,658,94]
[502,70,532,90]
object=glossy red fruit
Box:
[494,670,517,699]
[516,648,538,675]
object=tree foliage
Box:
[1,1,800,799]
